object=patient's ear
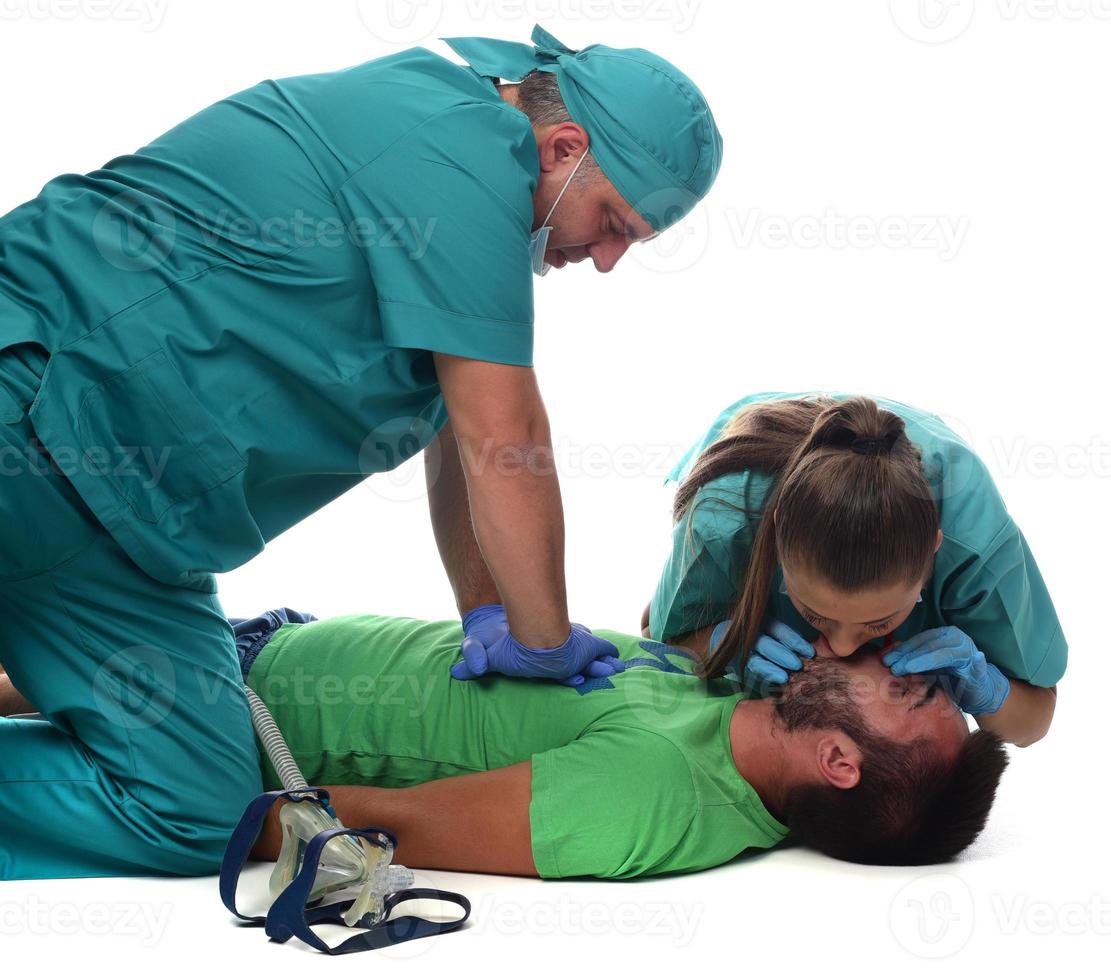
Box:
[815,734,862,790]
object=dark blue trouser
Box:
[229,607,319,681]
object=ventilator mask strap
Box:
[265,826,471,955]
[219,787,335,925]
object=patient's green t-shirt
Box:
[247,614,788,879]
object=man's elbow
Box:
[452,420,553,480]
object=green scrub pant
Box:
[0,345,262,878]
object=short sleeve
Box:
[938,520,1068,687]
[649,476,765,642]
[529,727,697,879]
[334,103,537,366]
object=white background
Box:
[1,0,1108,973]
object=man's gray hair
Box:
[515,71,604,185]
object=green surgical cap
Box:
[442,23,723,233]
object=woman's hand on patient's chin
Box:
[744,621,816,690]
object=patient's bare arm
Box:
[251,760,539,877]
[0,672,34,716]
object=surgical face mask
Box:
[530,148,591,277]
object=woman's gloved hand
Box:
[712,618,815,690]
[450,604,624,686]
[882,626,1010,715]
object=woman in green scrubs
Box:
[0,25,723,878]
[646,391,1066,748]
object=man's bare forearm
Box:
[432,354,571,649]
[427,420,501,615]
[456,419,570,648]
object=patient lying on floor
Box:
[240,610,1008,878]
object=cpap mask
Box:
[219,688,470,954]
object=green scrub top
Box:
[649,391,1068,688]
[0,47,538,591]
[248,613,788,880]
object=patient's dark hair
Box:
[776,660,1009,865]
[673,396,940,679]
[785,728,1008,865]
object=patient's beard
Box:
[773,658,868,735]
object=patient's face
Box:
[775,653,968,762]
[840,652,968,757]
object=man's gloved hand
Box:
[451,604,624,686]
[455,603,512,656]
[882,626,1010,715]
[710,619,814,691]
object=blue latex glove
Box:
[712,619,815,690]
[451,604,624,686]
[882,626,1010,715]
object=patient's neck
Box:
[728,700,807,823]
